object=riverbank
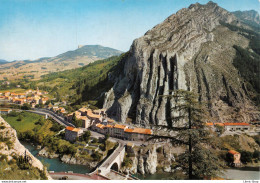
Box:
[20,141,260,180]
[21,141,92,174]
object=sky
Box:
[0,0,259,61]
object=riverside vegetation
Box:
[0,117,49,180]
[2,111,117,168]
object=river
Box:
[22,142,259,180]
[21,141,91,174]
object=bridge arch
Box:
[111,162,119,171]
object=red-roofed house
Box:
[112,124,128,139]
[228,150,241,167]
[65,126,83,142]
[129,128,152,141]
[224,122,250,132]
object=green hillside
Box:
[28,53,127,109]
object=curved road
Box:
[27,108,75,127]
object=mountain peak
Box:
[104,2,259,125]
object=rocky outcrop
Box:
[124,144,177,175]
[143,145,157,174]
[104,1,260,126]
[60,154,98,169]
[0,117,52,180]
[38,147,59,159]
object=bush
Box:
[8,111,19,117]
[92,138,98,143]
[253,150,260,161]
[240,151,253,164]
[17,115,23,121]
[91,151,102,161]
[21,103,31,110]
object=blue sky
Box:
[0,0,259,61]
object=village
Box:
[0,89,259,169]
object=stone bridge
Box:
[93,143,125,176]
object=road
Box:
[49,172,109,180]
[27,108,75,127]
[28,108,162,147]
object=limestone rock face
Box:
[104,1,259,125]
[137,156,145,174]
[0,117,52,179]
[144,145,157,174]
[38,147,59,158]
[60,154,98,168]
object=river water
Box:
[22,142,259,180]
[21,141,91,174]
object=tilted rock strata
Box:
[104,1,260,126]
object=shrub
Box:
[240,151,253,164]
[91,151,102,161]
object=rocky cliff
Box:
[0,116,51,180]
[104,1,260,126]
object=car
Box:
[59,176,68,180]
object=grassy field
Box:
[2,111,44,132]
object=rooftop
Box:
[66,126,81,132]
[124,128,134,133]
[224,122,250,126]
[132,128,152,135]
[96,123,105,129]
[206,122,224,126]
[228,150,240,155]
[114,124,127,129]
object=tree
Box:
[82,131,91,143]
[240,151,253,164]
[21,103,31,110]
[215,124,225,135]
[150,89,224,179]
[71,113,82,128]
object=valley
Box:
[0,0,260,181]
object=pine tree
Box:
[151,89,224,179]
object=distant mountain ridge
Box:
[0,59,8,65]
[0,45,123,80]
[232,10,260,31]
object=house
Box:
[4,91,10,96]
[26,97,34,103]
[65,126,83,142]
[39,97,49,105]
[0,109,12,114]
[104,124,114,135]
[112,124,128,139]
[31,102,36,108]
[124,128,134,140]
[78,107,88,116]
[17,93,26,98]
[58,107,66,113]
[86,110,102,124]
[14,99,25,105]
[92,123,106,134]
[79,116,91,128]
[67,111,81,122]
[52,106,59,112]
[128,128,152,141]
[228,150,242,167]
[33,96,41,104]
[224,123,250,131]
